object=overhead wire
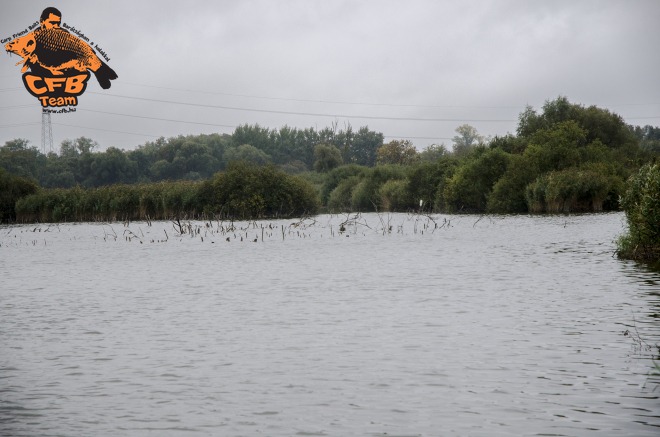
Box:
[2,77,658,146]
[88,92,518,123]
[79,109,236,129]
[52,122,162,138]
[121,81,660,110]
[120,81,526,110]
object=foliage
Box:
[327,175,361,212]
[617,163,660,263]
[489,134,527,155]
[376,140,419,165]
[525,167,621,213]
[418,144,449,162]
[224,144,272,166]
[313,143,343,172]
[487,154,538,213]
[0,139,45,179]
[452,124,484,157]
[1,98,657,219]
[630,125,660,155]
[407,157,457,212]
[200,162,319,219]
[15,181,202,222]
[13,164,319,222]
[442,147,510,213]
[0,168,39,222]
[325,165,409,212]
[517,96,637,151]
[379,179,412,211]
[350,165,408,211]
[319,164,367,205]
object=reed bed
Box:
[14,164,320,223]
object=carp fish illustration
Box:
[5,27,118,89]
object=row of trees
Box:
[0,123,386,188]
[1,97,659,221]
[308,97,656,214]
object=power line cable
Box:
[89,92,518,123]
[121,81,525,110]
[122,82,660,109]
[52,122,161,138]
[79,109,236,128]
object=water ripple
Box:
[1,213,659,436]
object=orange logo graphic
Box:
[4,7,117,108]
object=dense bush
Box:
[327,175,361,212]
[200,162,319,219]
[349,165,408,211]
[406,158,456,212]
[525,168,621,213]
[379,179,412,211]
[442,147,510,213]
[320,165,367,206]
[617,163,660,263]
[0,168,39,222]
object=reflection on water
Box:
[1,212,659,436]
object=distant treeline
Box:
[1,96,660,223]
[0,123,384,188]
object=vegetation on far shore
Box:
[1,96,659,263]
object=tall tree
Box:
[452,124,483,157]
[376,140,418,165]
[313,144,343,172]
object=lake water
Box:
[1,212,659,436]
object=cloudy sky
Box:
[1,0,659,152]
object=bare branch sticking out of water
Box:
[103,225,117,241]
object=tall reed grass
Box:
[14,163,320,223]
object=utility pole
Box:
[41,110,53,154]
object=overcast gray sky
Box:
[1,0,659,152]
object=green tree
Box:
[452,124,484,157]
[487,154,538,213]
[376,140,419,165]
[442,147,510,212]
[224,144,272,165]
[489,134,527,155]
[0,168,39,222]
[631,125,660,155]
[201,162,319,219]
[313,143,343,172]
[348,126,384,166]
[86,147,138,186]
[320,164,367,205]
[0,139,45,180]
[407,156,456,211]
[231,124,273,156]
[419,144,449,161]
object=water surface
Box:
[1,212,659,436]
